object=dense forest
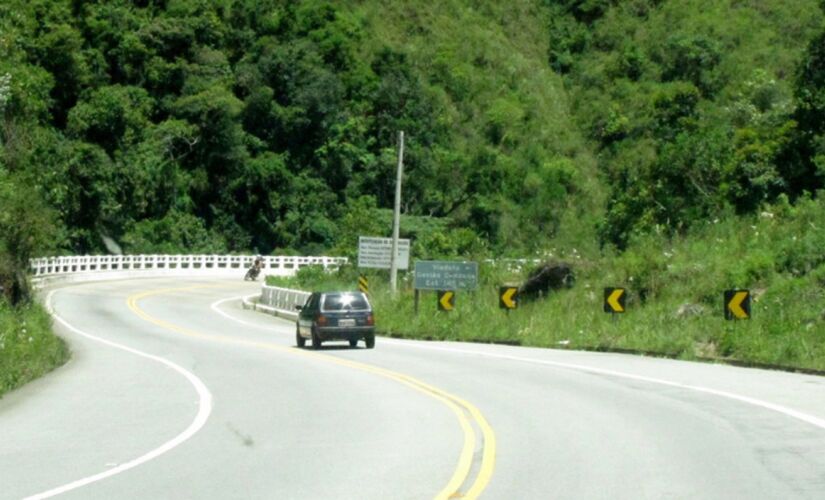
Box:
[2,0,825,297]
[549,0,825,246]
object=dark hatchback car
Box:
[296,291,375,349]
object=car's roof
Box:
[317,291,372,311]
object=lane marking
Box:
[210,296,480,495]
[210,294,265,328]
[177,290,494,499]
[382,340,825,431]
[26,289,214,500]
[218,294,825,495]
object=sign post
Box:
[390,131,405,294]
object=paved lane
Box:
[2,280,463,499]
[2,278,825,499]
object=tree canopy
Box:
[0,0,823,289]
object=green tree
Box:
[171,85,246,215]
[67,85,153,155]
[787,25,825,194]
[660,34,722,95]
[122,210,227,254]
[29,16,91,126]
[0,174,60,304]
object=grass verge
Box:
[268,195,825,373]
[0,300,70,399]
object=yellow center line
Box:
[126,285,495,499]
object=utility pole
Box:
[390,131,404,294]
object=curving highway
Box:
[2,278,825,499]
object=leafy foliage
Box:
[0,173,60,304]
[0,300,69,398]
[1,0,600,260]
[788,25,825,194]
[547,0,824,247]
[0,0,823,264]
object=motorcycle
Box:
[244,259,263,281]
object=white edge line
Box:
[25,290,214,500]
[213,296,825,431]
[381,339,825,431]
[210,295,272,328]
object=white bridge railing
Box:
[30,254,347,285]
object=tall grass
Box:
[0,301,69,399]
[271,195,825,371]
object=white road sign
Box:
[358,236,410,270]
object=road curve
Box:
[1,278,824,499]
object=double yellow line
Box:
[126,285,496,499]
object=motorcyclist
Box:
[245,256,264,281]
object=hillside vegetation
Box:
[0,0,598,263]
[549,0,824,248]
[1,0,825,376]
[273,193,825,371]
[1,0,823,260]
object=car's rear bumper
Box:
[317,326,375,341]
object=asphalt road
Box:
[1,278,825,499]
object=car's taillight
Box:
[316,314,328,326]
[366,314,374,326]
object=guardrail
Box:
[29,254,347,285]
[260,285,310,311]
[244,285,310,321]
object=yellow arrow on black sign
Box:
[604,287,626,313]
[438,290,455,312]
[724,289,750,320]
[499,286,518,310]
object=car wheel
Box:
[296,325,305,348]
[311,327,322,349]
[349,338,358,348]
[365,334,375,349]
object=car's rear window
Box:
[321,293,370,311]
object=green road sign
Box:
[414,261,478,291]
